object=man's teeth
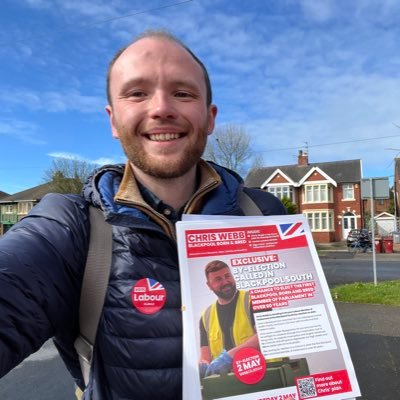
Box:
[148,133,180,141]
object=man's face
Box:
[106,37,217,179]
[207,267,237,301]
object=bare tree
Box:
[204,125,258,175]
[43,157,96,194]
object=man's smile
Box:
[147,132,183,141]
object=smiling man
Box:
[199,260,260,377]
[106,34,217,212]
[0,30,286,399]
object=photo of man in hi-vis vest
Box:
[198,260,260,377]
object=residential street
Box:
[320,251,400,287]
[0,252,399,399]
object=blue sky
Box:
[1,0,400,194]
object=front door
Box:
[342,212,356,239]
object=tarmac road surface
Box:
[0,340,74,400]
[335,302,400,400]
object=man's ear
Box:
[207,104,218,136]
[105,105,120,139]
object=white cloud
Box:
[47,152,83,160]
[45,91,104,113]
[23,0,51,7]
[5,0,400,184]
[47,152,124,165]
[299,0,335,22]
[0,119,46,145]
[20,45,33,57]
[0,89,104,113]
[93,156,125,165]
[59,0,120,20]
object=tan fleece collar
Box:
[114,160,222,210]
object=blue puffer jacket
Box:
[0,162,286,399]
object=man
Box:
[0,30,286,399]
[199,260,259,377]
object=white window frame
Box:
[18,201,33,215]
[267,185,295,202]
[342,184,355,200]
[2,205,14,214]
[304,210,334,232]
[303,184,333,203]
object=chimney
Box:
[298,150,309,166]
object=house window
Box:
[303,184,332,203]
[18,202,33,215]
[267,186,295,202]
[304,211,334,231]
[343,184,354,200]
[2,205,14,214]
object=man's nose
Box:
[221,277,232,286]
[148,91,177,119]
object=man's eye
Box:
[175,91,193,98]
[130,91,146,97]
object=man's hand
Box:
[205,350,233,376]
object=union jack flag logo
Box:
[278,222,305,240]
[147,278,164,291]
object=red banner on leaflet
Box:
[185,224,308,258]
[296,370,352,399]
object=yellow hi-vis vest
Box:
[202,290,254,360]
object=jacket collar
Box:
[114,160,222,215]
[85,160,244,237]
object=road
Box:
[0,340,75,399]
[0,253,399,399]
[320,252,400,287]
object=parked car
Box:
[346,229,370,246]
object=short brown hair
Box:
[205,260,229,278]
[106,29,212,106]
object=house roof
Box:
[0,191,10,199]
[375,211,395,219]
[245,159,362,188]
[0,182,53,203]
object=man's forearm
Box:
[199,345,212,364]
[227,333,259,359]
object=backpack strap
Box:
[74,187,261,387]
[74,206,112,386]
[238,188,263,216]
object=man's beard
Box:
[117,124,209,179]
[213,284,237,301]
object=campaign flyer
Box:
[176,214,360,400]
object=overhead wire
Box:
[255,133,400,153]
[83,0,194,27]
[0,0,194,46]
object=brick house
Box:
[245,151,364,243]
[0,183,53,235]
[363,197,392,216]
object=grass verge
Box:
[331,280,400,306]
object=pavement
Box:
[317,241,400,261]
[319,242,400,399]
[334,302,400,400]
